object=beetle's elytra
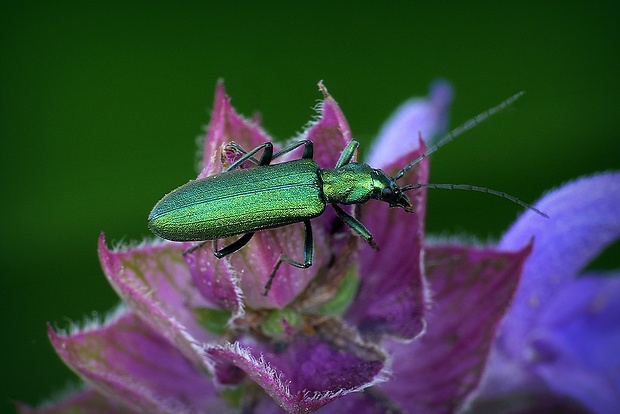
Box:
[150,157,325,241]
[148,92,547,295]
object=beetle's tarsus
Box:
[368,239,379,250]
[183,241,207,256]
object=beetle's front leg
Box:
[331,204,378,249]
[262,220,314,296]
[335,140,359,168]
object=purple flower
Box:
[21,81,537,414]
[476,172,620,413]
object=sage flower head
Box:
[22,81,547,414]
[478,171,620,413]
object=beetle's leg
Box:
[183,241,208,256]
[272,140,314,160]
[223,142,260,166]
[331,204,378,249]
[226,140,313,167]
[257,143,274,166]
[263,220,313,296]
[213,232,256,258]
[182,233,255,257]
[225,142,274,171]
[335,140,359,168]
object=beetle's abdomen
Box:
[148,159,325,241]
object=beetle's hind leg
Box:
[225,142,274,171]
[263,220,314,296]
[224,139,313,172]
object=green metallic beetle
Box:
[148,92,546,295]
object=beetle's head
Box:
[372,169,414,212]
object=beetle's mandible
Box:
[148,92,547,295]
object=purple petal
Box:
[184,245,243,314]
[225,223,332,309]
[207,319,387,413]
[314,389,404,414]
[304,81,355,169]
[298,82,361,271]
[98,234,218,365]
[527,274,620,413]
[346,144,429,340]
[198,81,275,179]
[190,83,355,308]
[498,172,620,356]
[267,81,364,310]
[378,243,532,413]
[48,312,231,414]
[367,80,453,168]
[16,388,134,414]
[252,396,290,414]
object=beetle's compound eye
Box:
[381,187,393,200]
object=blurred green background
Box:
[2,1,618,411]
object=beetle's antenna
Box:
[401,182,549,218]
[394,91,525,181]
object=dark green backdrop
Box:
[2,2,618,411]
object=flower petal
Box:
[314,388,405,414]
[198,81,274,179]
[207,318,387,414]
[304,81,355,169]
[345,144,429,340]
[225,222,331,309]
[378,243,532,413]
[184,245,243,315]
[525,274,620,413]
[98,234,216,365]
[191,82,355,309]
[498,172,620,348]
[17,387,134,414]
[367,80,452,168]
[48,312,231,414]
